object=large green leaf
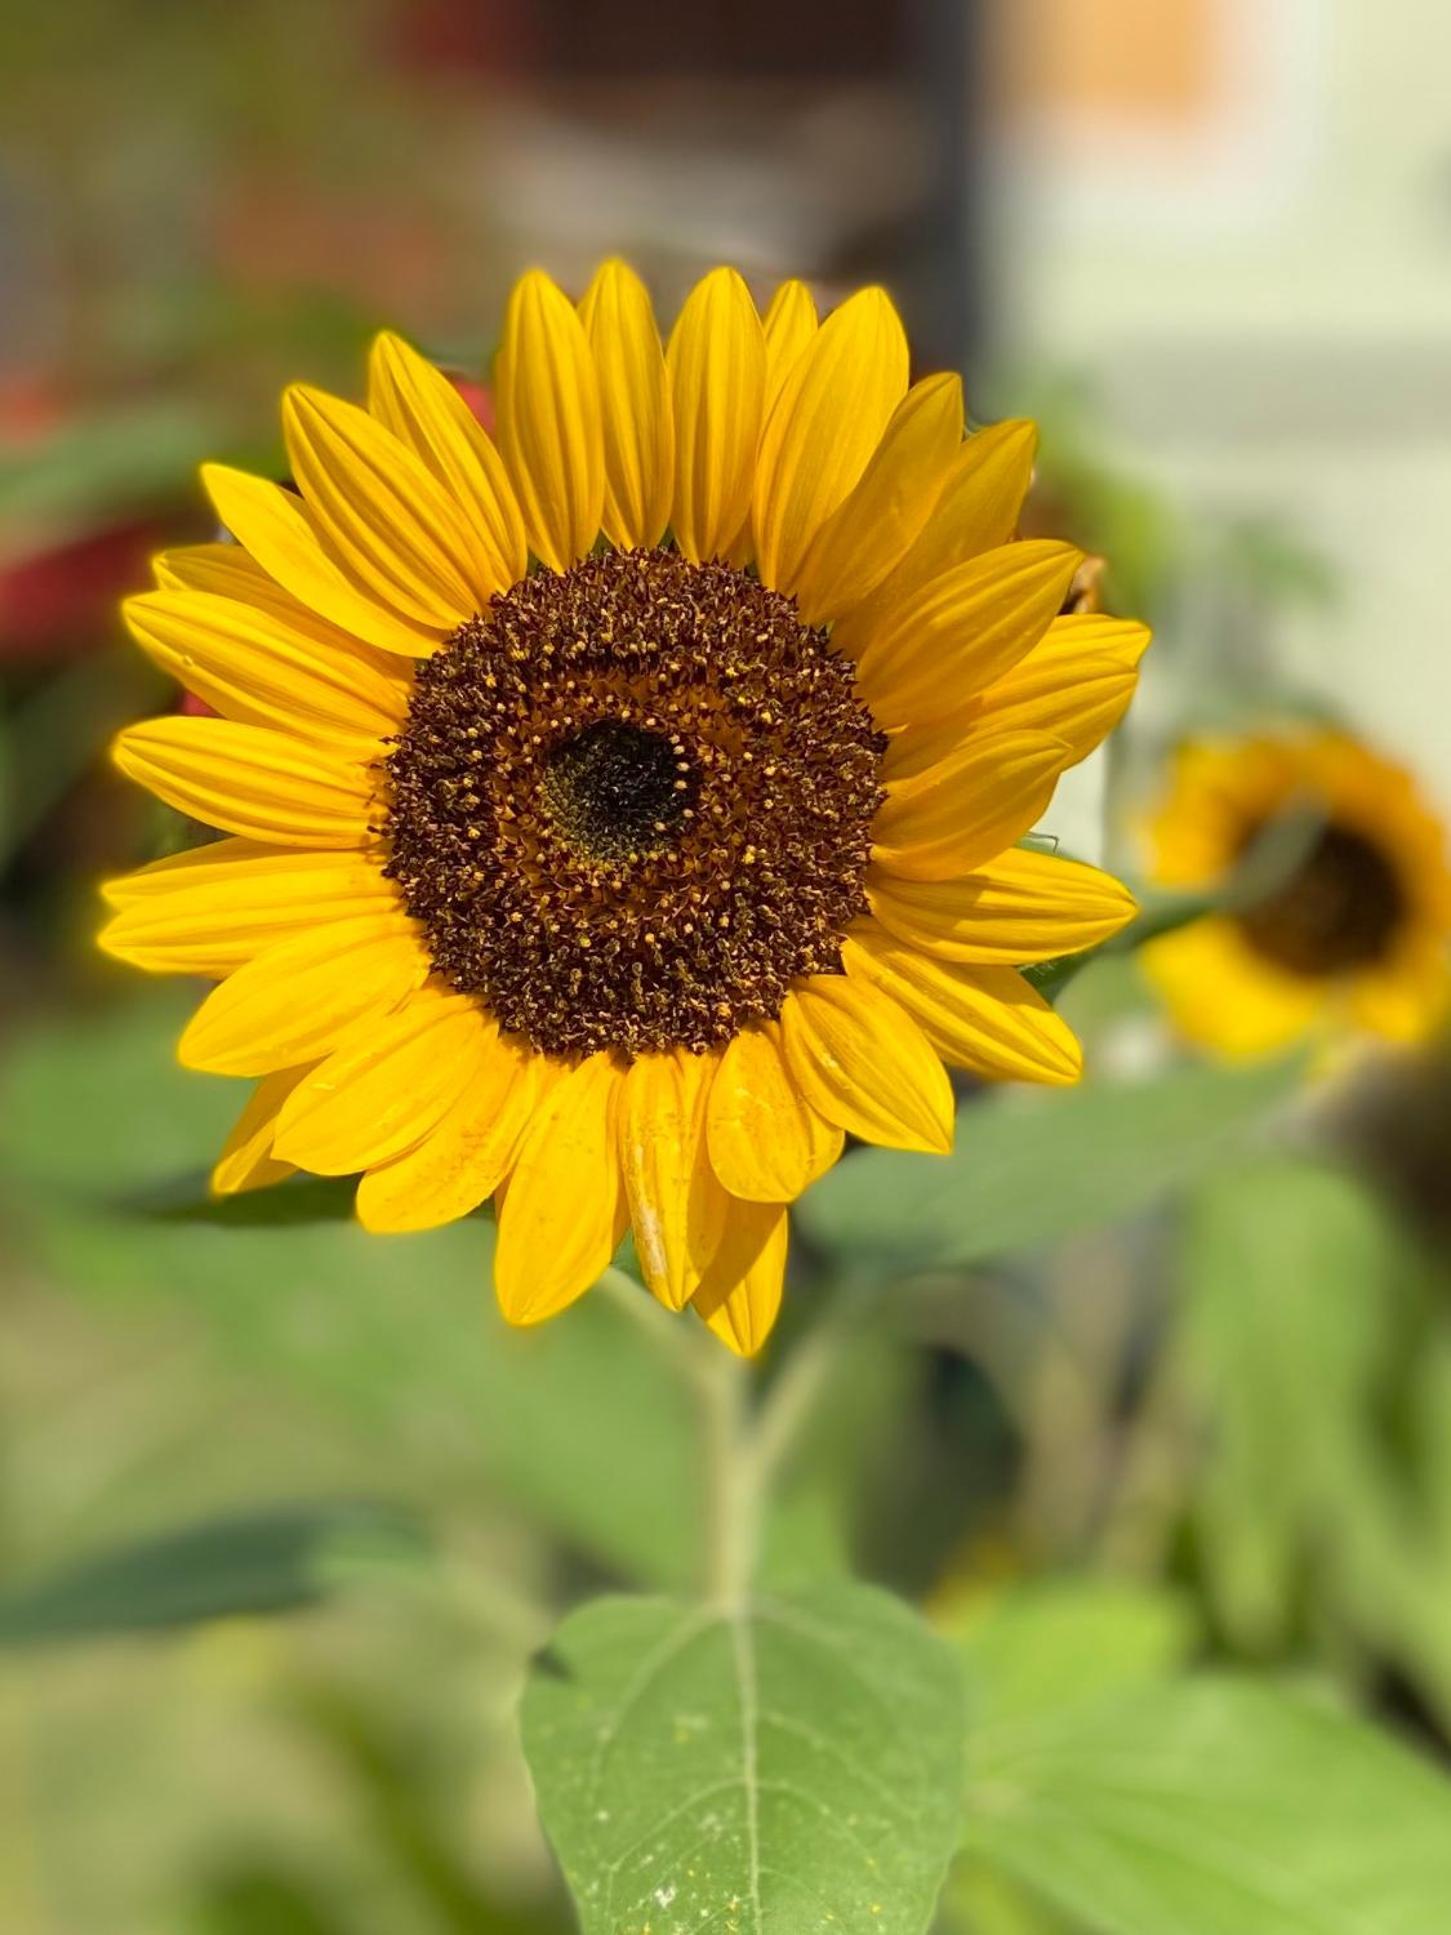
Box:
[797,1059,1297,1271]
[965,1676,1451,1935]
[522,1583,965,1934]
[0,1501,425,1644]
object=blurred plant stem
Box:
[595,1265,860,1605]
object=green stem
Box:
[699,1342,754,1608]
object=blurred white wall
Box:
[995,0,1451,814]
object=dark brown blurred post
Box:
[473,0,982,375]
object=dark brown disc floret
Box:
[383,547,886,1057]
[1237,818,1407,975]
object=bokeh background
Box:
[3,3,1450,1930]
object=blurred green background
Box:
[4,3,1451,1931]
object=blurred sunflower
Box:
[102,263,1148,1351]
[1143,729,1451,1059]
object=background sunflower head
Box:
[1142,728,1451,1059]
[100,261,1149,1352]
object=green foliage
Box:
[797,1059,1298,1273]
[965,1676,1451,1935]
[951,1578,1198,1732]
[1177,1159,1411,1651]
[521,1583,965,1935]
[0,1502,427,1644]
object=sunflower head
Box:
[1143,728,1451,1058]
[101,261,1149,1353]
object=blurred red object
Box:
[0,518,169,664]
[0,378,171,664]
[449,373,495,433]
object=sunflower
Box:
[101,262,1148,1352]
[1143,728,1451,1058]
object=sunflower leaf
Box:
[0,1500,428,1646]
[797,1057,1297,1270]
[521,1582,965,1935]
[964,1675,1451,1935]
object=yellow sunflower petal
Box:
[356,1034,545,1234]
[178,916,427,1076]
[693,1198,789,1358]
[872,730,1072,881]
[123,590,406,750]
[493,1050,625,1325]
[99,841,399,975]
[494,269,606,572]
[578,259,674,550]
[780,974,953,1154]
[792,372,964,625]
[200,466,438,658]
[965,614,1150,766]
[753,285,909,591]
[273,985,492,1176]
[618,1047,726,1311]
[844,929,1082,1085]
[866,848,1137,965]
[111,718,374,849]
[666,267,766,564]
[211,1066,310,1196]
[367,331,528,594]
[855,540,1081,731]
[153,543,417,675]
[830,419,1038,657]
[761,279,818,415]
[282,384,486,626]
[706,1020,844,1202]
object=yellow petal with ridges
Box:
[367,331,528,594]
[761,279,818,416]
[831,419,1038,657]
[494,1051,624,1325]
[843,928,1082,1085]
[494,269,606,572]
[856,540,1081,730]
[693,1198,789,1357]
[618,1048,726,1311]
[111,717,375,849]
[792,372,964,625]
[273,985,488,1175]
[212,1066,310,1196]
[178,916,427,1076]
[99,841,399,976]
[666,267,765,563]
[356,1034,546,1233]
[282,384,485,626]
[866,849,1138,965]
[753,285,909,591]
[152,543,416,674]
[124,590,406,750]
[965,614,1150,765]
[201,467,438,658]
[780,974,953,1154]
[706,1021,844,1202]
[578,260,674,550]
[873,730,1072,881]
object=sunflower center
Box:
[383,546,885,1058]
[542,718,694,862]
[1238,819,1406,975]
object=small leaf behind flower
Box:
[522,1582,964,1935]
[798,1057,1298,1271]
